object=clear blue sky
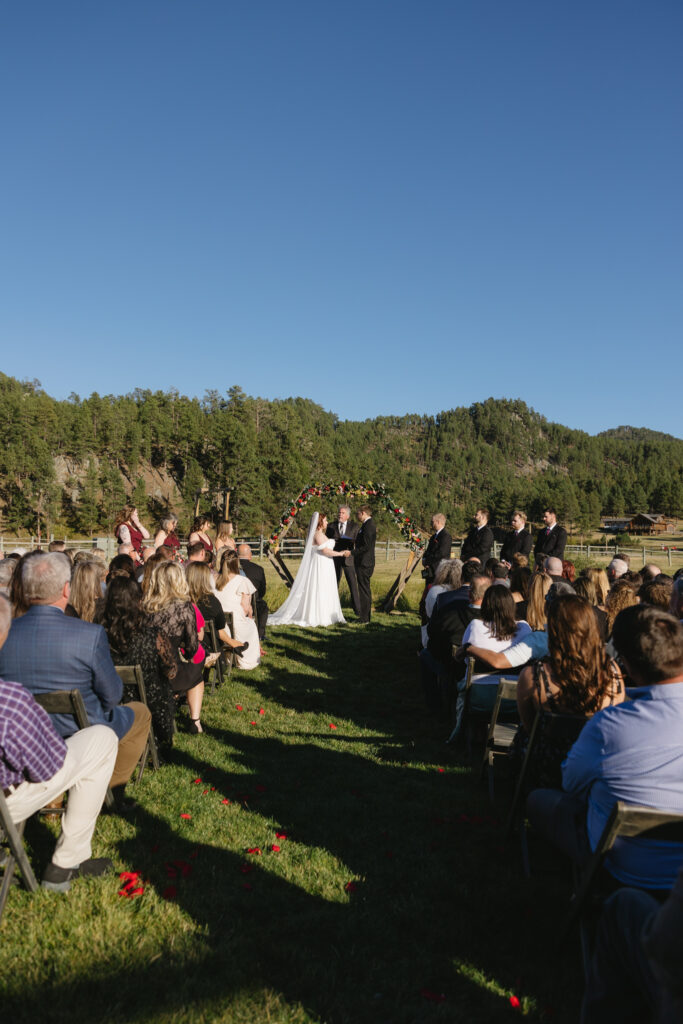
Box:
[1,2,681,437]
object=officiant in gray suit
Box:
[326,505,361,616]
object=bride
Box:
[269,511,351,627]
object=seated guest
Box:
[142,562,206,734]
[640,576,674,612]
[642,563,662,582]
[582,861,683,1023]
[8,551,43,617]
[607,557,628,586]
[97,576,177,750]
[561,560,576,583]
[509,566,532,619]
[574,576,609,641]
[500,511,533,567]
[66,560,106,622]
[0,558,15,594]
[0,594,118,891]
[185,561,247,655]
[534,507,567,564]
[526,572,552,632]
[0,553,150,812]
[460,508,493,567]
[605,580,639,640]
[186,542,210,565]
[213,551,261,671]
[671,576,683,622]
[622,569,643,588]
[420,558,462,648]
[528,605,683,890]
[140,547,173,591]
[583,567,609,611]
[238,543,269,642]
[489,560,510,585]
[544,556,564,582]
[106,553,137,585]
[511,552,529,569]
[433,558,480,613]
[421,513,452,582]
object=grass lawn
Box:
[1,572,583,1023]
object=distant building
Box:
[601,513,674,535]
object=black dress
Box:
[148,601,203,692]
[109,624,177,745]
[196,593,226,652]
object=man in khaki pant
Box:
[0,553,150,812]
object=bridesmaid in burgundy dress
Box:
[154,516,181,557]
[188,515,214,557]
[114,505,150,563]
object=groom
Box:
[326,505,361,615]
[353,505,376,623]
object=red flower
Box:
[509,995,521,1009]
[437,768,445,773]
[250,721,256,726]
[247,847,262,855]
[329,723,337,730]
[271,844,281,853]
[258,708,265,715]
[202,789,209,795]
[221,798,231,805]
[180,813,191,820]
[193,778,202,784]
[235,704,243,711]
[162,886,177,900]
[275,831,287,840]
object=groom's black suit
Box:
[353,516,376,623]
[326,519,360,615]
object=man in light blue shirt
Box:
[528,605,683,889]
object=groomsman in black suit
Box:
[460,508,494,566]
[326,505,360,615]
[421,513,453,581]
[534,507,568,564]
[353,505,376,623]
[500,511,533,566]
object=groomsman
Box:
[460,508,494,566]
[534,507,568,564]
[500,511,533,566]
[422,513,452,581]
[327,505,360,615]
[353,506,376,623]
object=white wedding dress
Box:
[269,513,346,628]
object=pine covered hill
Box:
[1,373,681,538]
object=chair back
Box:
[33,689,90,731]
[114,665,159,775]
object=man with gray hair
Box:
[607,558,628,586]
[327,505,360,615]
[0,553,150,813]
[0,593,118,891]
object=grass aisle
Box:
[1,612,581,1023]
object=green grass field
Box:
[1,570,584,1023]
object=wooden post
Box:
[266,546,295,588]
[222,490,231,521]
[380,550,423,613]
[194,491,202,518]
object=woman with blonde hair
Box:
[214,549,260,669]
[143,561,206,733]
[526,572,552,631]
[66,560,106,622]
[583,567,609,609]
[214,521,236,565]
[185,561,248,654]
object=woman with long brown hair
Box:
[114,504,150,562]
[516,594,624,734]
[605,579,639,638]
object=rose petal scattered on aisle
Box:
[162,886,177,900]
[437,768,445,773]
[221,798,231,805]
[246,847,262,855]
[202,789,209,795]
[420,989,446,1003]
[242,882,252,891]
[271,845,281,853]
[240,863,253,874]
[509,995,521,1009]
[250,721,256,726]
[344,881,358,893]
[193,778,202,784]
[275,831,287,840]
[180,813,191,820]
[329,723,337,730]
[235,704,243,711]
[258,708,265,715]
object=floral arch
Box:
[266,481,425,613]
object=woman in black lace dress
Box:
[97,575,177,748]
[142,562,206,734]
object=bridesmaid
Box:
[114,505,150,562]
[188,515,214,557]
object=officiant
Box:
[327,505,361,616]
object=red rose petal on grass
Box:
[202,789,209,795]
[271,845,281,853]
[250,721,257,726]
[247,847,262,855]
[180,813,192,820]
[166,864,178,879]
[437,767,445,773]
[162,886,177,900]
[509,995,521,1010]
[193,778,202,784]
[174,860,193,878]
[119,871,141,882]
[258,708,265,715]
[420,989,446,1003]
[329,723,337,730]
[211,787,216,791]
[235,704,243,711]
[118,884,144,898]
[344,881,358,893]
[189,849,199,859]
[275,831,287,840]
[242,883,252,891]
[221,798,231,805]
[240,863,253,874]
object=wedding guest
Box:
[106,553,137,585]
[605,580,639,639]
[238,543,269,641]
[583,567,609,609]
[420,558,462,648]
[65,560,106,622]
[526,572,552,631]
[509,566,532,620]
[640,576,674,612]
[185,561,248,655]
[213,550,260,669]
[186,542,209,564]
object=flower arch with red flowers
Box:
[266,481,425,612]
